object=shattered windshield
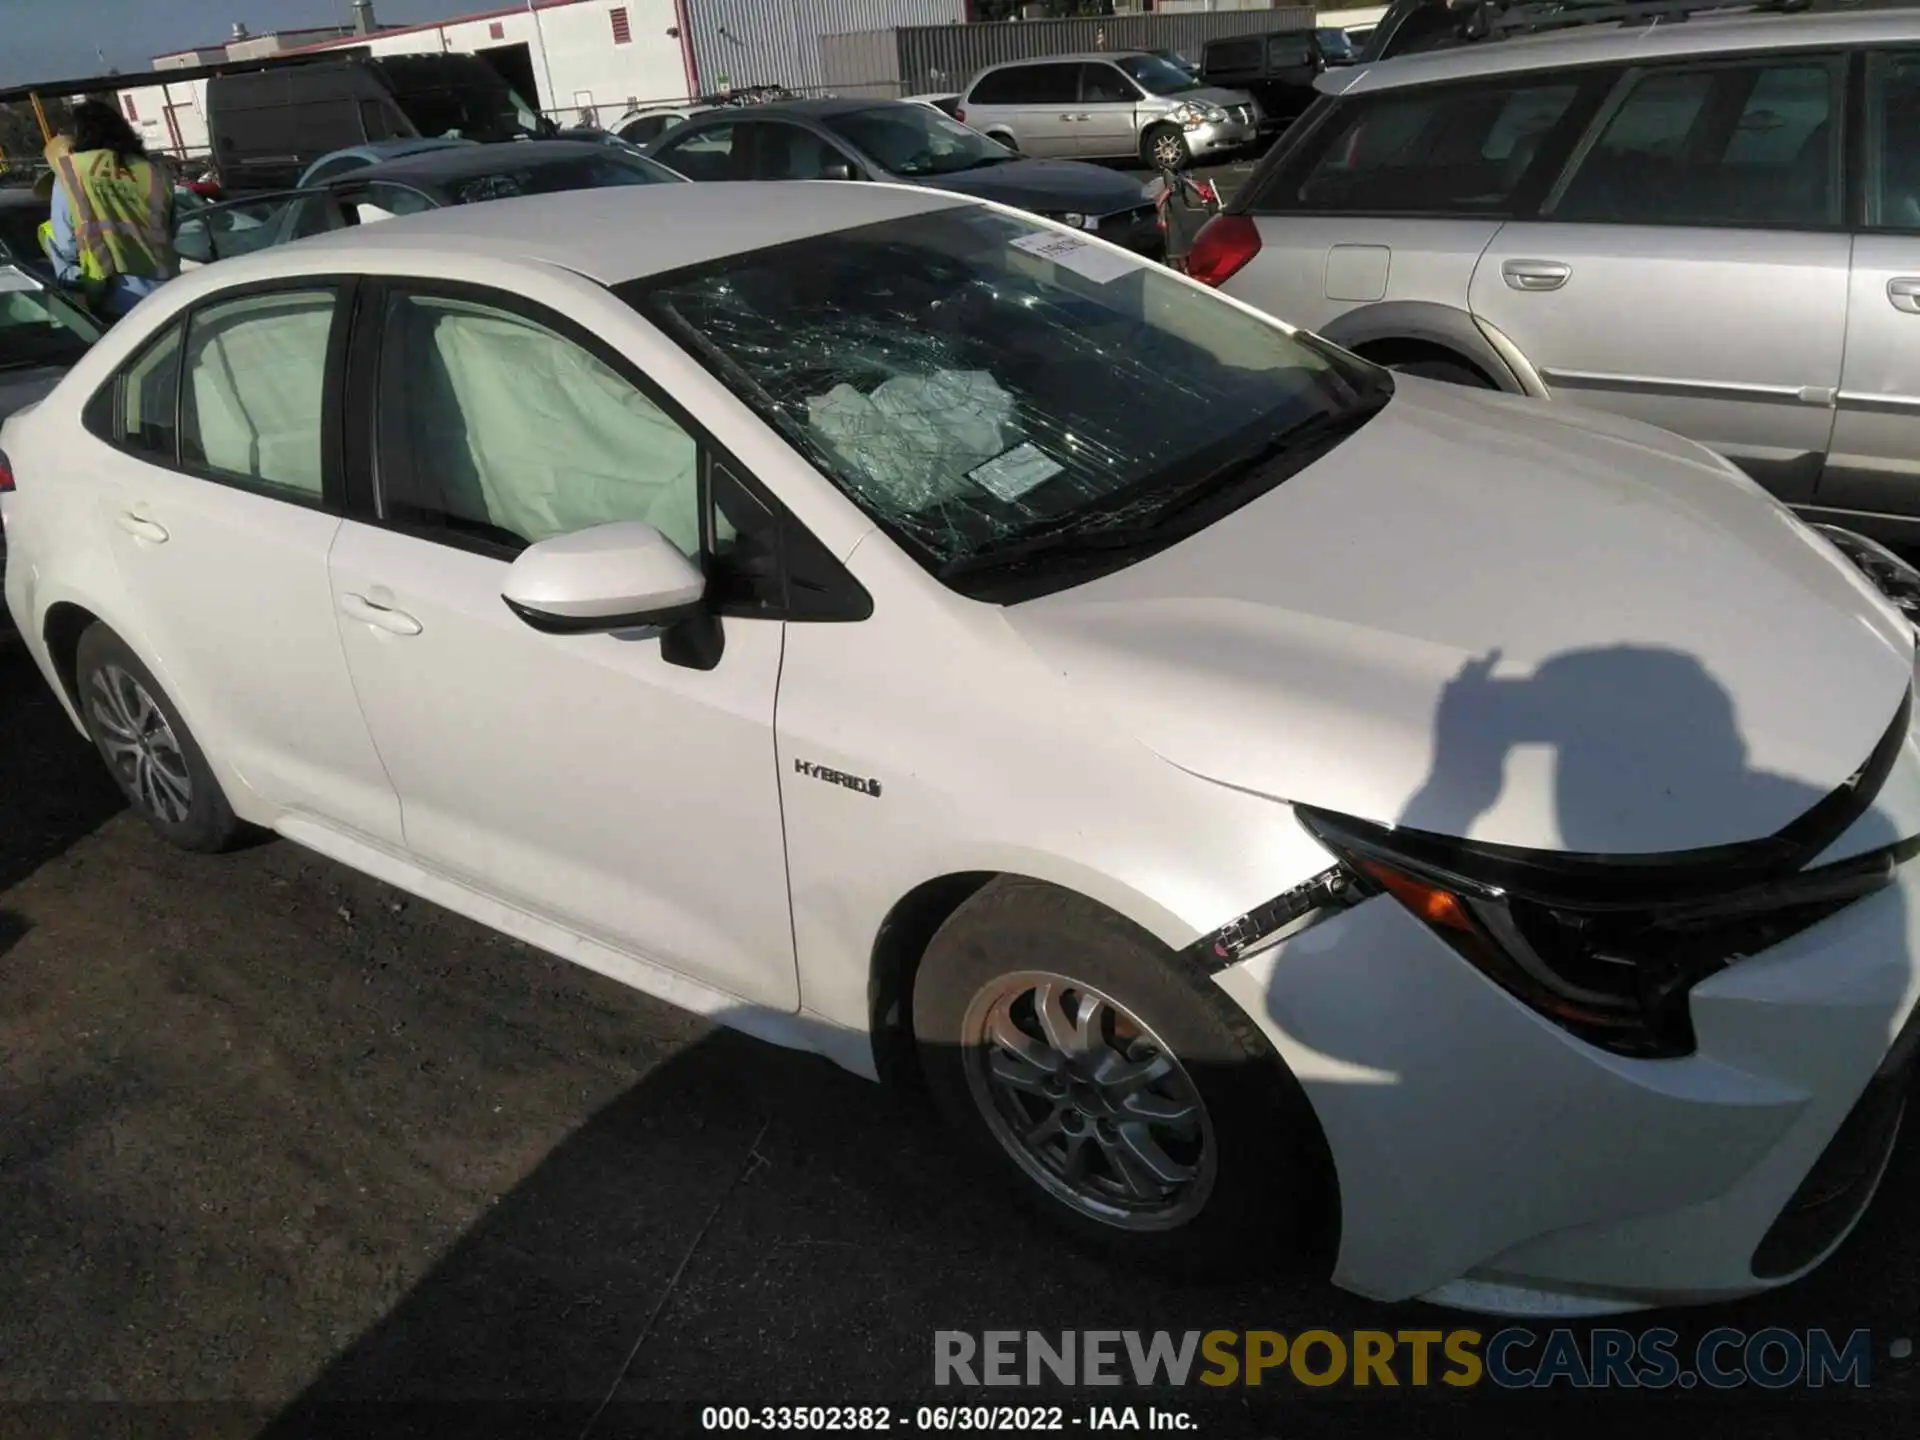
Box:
[627,208,1379,588]
[823,105,1013,176]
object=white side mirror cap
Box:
[501,521,706,633]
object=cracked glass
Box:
[627,208,1375,586]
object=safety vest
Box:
[54,150,174,285]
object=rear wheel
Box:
[76,624,241,853]
[913,877,1335,1273]
[1143,125,1191,171]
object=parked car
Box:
[646,99,1160,253]
[902,92,963,118]
[1148,48,1203,82]
[0,188,53,285]
[8,182,1920,1313]
[1199,26,1358,131]
[958,52,1260,169]
[175,140,683,267]
[1192,3,1920,545]
[0,259,100,636]
[614,104,710,146]
[208,52,550,194]
[296,137,477,188]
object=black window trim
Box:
[340,274,871,624]
[1538,47,1853,235]
[82,274,357,516]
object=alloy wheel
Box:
[89,664,193,824]
[962,971,1216,1231]
[1150,132,1187,169]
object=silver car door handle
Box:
[340,592,422,636]
[1059,113,1078,121]
[1889,278,1920,314]
[1502,259,1572,292]
[115,511,169,544]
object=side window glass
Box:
[970,69,1020,105]
[749,123,854,180]
[1866,50,1920,229]
[622,115,668,145]
[1081,65,1136,104]
[179,289,336,502]
[373,292,701,557]
[1553,59,1839,227]
[1278,79,1578,213]
[118,322,184,458]
[364,183,436,217]
[658,123,738,181]
[1035,65,1080,105]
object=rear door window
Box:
[1550,57,1842,228]
[1865,49,1920,229]
[1080,64,1138,104]
[1267,76,1587,214]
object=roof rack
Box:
[1363,0,1913,58]
[1471,0,1810,40]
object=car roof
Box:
[673,97,919,123]
[980,51,1157,67]
[1325,6,1920,92]
[205,181,969,286]
[340,138,649,184]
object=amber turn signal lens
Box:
[1358,860,1476,932]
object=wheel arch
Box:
[1319,301,1540,396]
[42,599,100,714]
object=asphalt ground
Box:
[5,625,1920,1440]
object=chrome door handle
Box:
[1889,278,1920,314]
[1059,113,1078,121]
[339,592,422,636]
[115,511,169,544]
[1075,112,1090,121]
[1502,259,1572,292]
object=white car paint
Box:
[4,183,1917,1316]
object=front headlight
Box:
[1810,524,1920,623]
[1172,101,1228,127]
[1294,803,1905,1059]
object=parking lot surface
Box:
[4,631,1920,1439]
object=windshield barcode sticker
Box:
[968,442,1065,502]
[1009,230,1142,284]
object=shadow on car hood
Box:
[1005,380,1916,855]
[917,158,1147,216]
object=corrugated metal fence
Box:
[822,8,1317,96]
[685,0,964,95]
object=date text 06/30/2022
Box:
[701,1407,1192,1432]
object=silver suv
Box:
[1193,5,1920,543]
[959,52,1260,169]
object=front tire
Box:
[1143,125,1191,171]
[76,624,242,853]
[913,877,1335,1274]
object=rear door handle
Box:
[1502,259,1572,292]
[339,592,422,636]
[115,511,169,544]
[1889,277,1920,314]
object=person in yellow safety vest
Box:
[39,100,178,321]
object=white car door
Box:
[80,284,403,844]
[325,282,798,1009]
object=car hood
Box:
[915,158,1148,216]
[1005,380,1916,855]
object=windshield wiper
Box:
[942,393,1391,584]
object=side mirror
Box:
[0,263,44,295]
[501,521,705,634]
[820,159,858,181]
[174,218,213,267]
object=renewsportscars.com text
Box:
[933,1328,1875,1390]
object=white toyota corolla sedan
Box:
[5,184,1920,1316]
